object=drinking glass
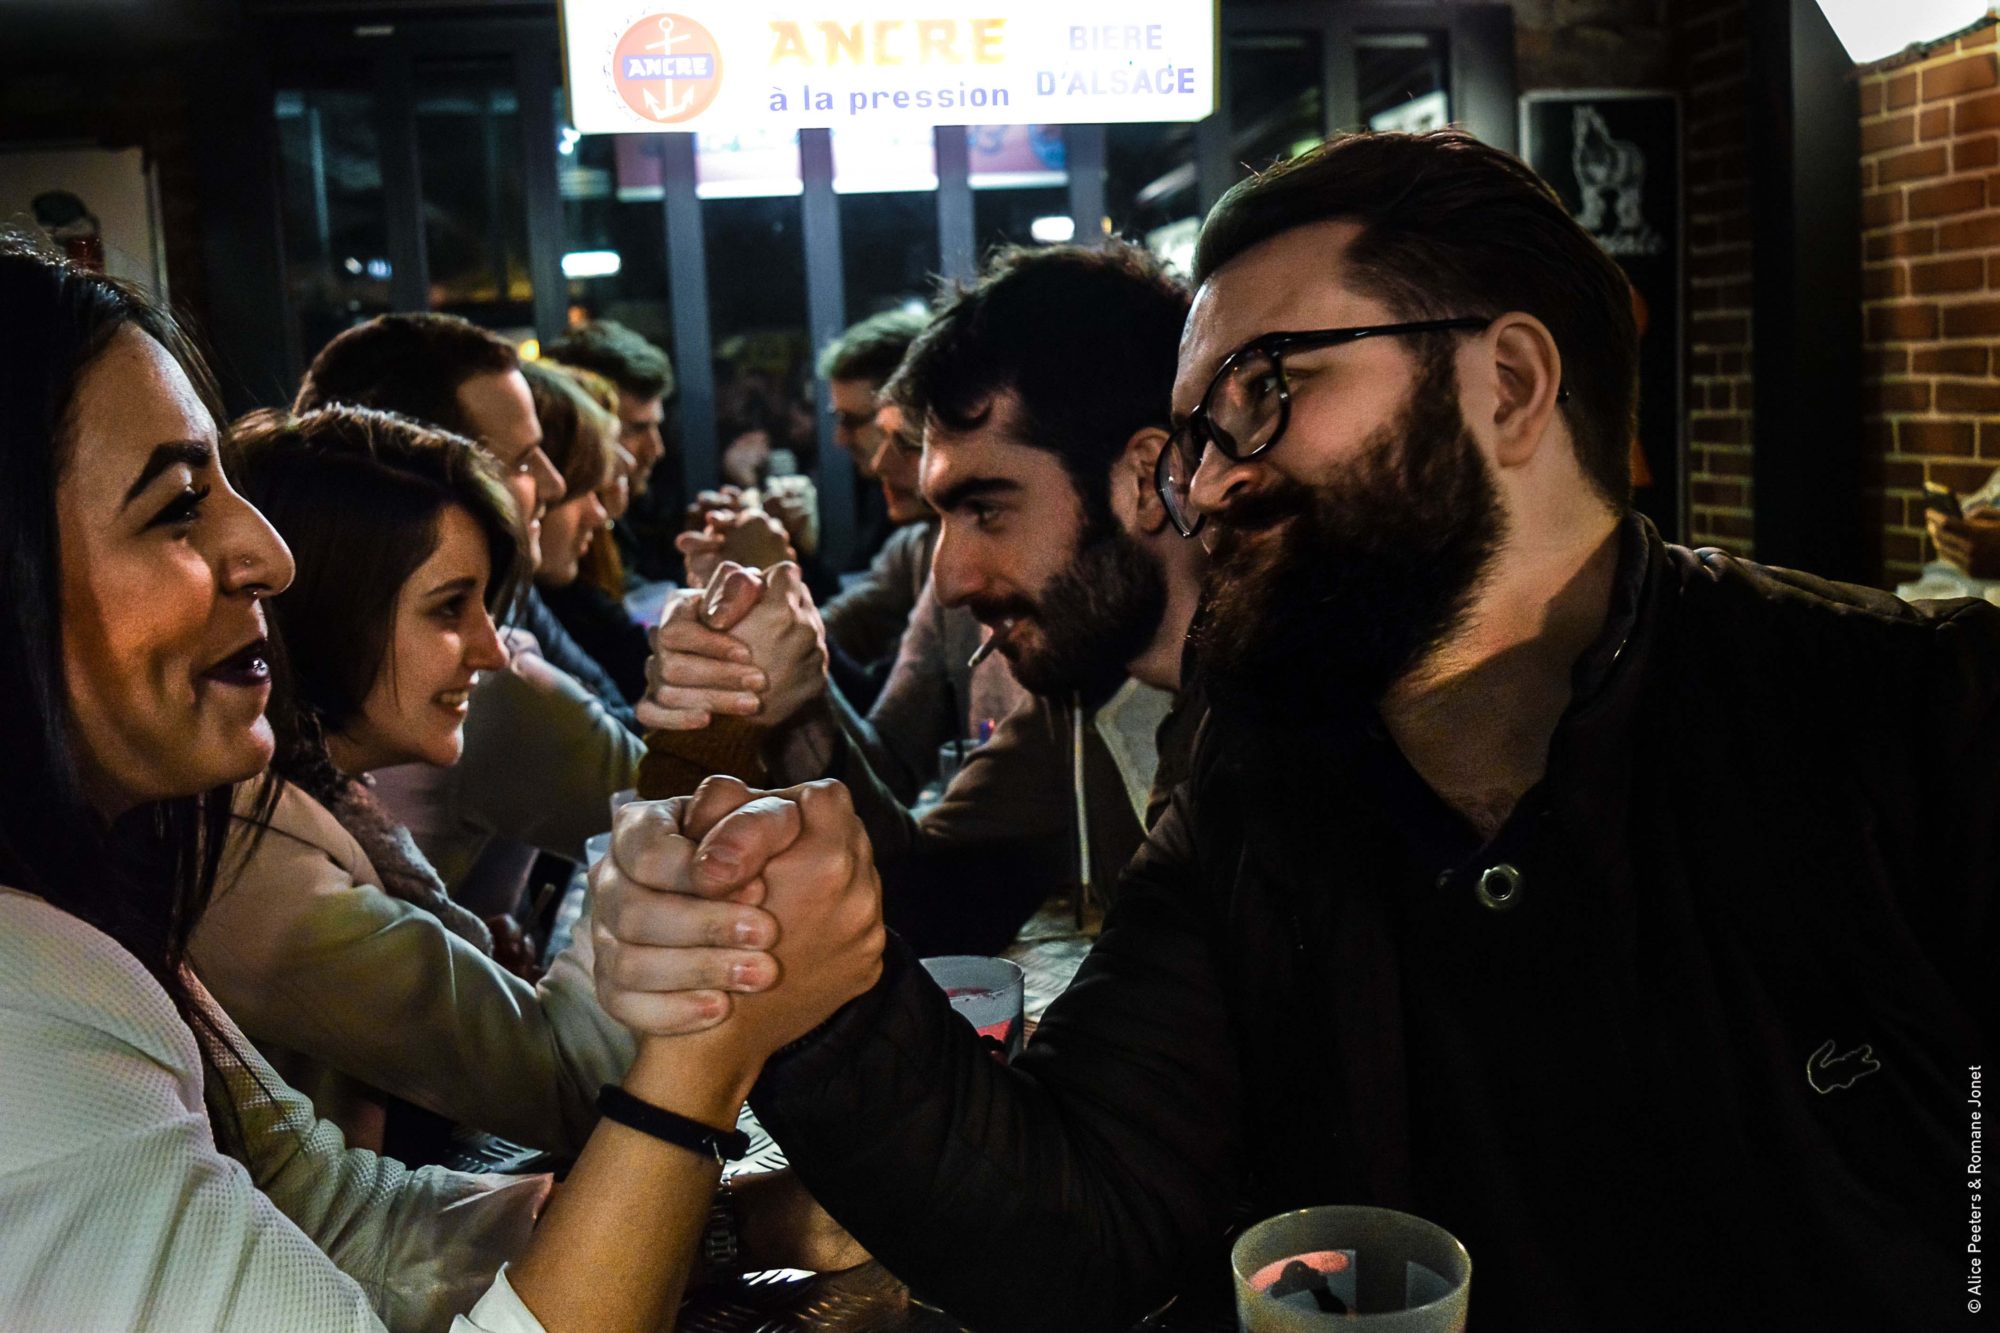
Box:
[919,955,1026,1061]
[1231,1206,1470,1331]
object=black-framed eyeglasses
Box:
[1154,316,1494,538]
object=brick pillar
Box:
[1678,0,1756,554]
[1858,19,2000,587]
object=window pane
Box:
[413,59,533,333]
[833,127,939,321]
[973,183,1070,251]
[1358,32,1451,132]
[1228,31,1324,174]
[562,129,675,358]
[840,190,937,320]
[274,84,392,364]
[1107,121,1201,273]
[703,140,815,480]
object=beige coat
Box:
[191,782,632,1156]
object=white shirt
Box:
[0,887,548,1332]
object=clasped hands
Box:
[678,485,817,586]
[639,561,829,734]
[589,775,885,1063]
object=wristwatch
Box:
[702,1177,744,1273]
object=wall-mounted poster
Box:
[0,146,168,296]
[1520,90,1683,543]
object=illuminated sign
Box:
[561,1,1219,133]
[610,123,1066,199]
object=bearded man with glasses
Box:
[590,130,1982,1331]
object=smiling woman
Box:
[0,236,547,1330]
[0,237,861,1333]
[0,234,292,1070]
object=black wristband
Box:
[596,1085,751,1164]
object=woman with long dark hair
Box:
[0,236,855,1331]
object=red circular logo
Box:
[613,13,723,125]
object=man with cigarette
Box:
[642,243,1208,954]
[594,132,1980,1329]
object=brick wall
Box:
[1858,19,2000,586]
[1677,0,1756,554]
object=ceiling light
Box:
[561,250,622,279]
[1030,215,1076,244]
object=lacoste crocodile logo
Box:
[1806,1039,1881,1095]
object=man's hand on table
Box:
[639,560,830,734]
[591,775,885,1054]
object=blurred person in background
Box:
[200,405,858,1273]
[203,405,614,1148]
[820,308,930,565]
[542,319,680,583]
[523,360,650,712]
[295,315,641,912]
[641,244,1207,954]
[797,312,938,710]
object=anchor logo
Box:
[612,12,723,125]
[641,17,695,120]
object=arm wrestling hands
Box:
[678,500,796,589]
[640,560,830,735]
[581,776,884,1281]
[589,774,883,1045]
[506,777,881,1326]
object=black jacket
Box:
[540,579,651,706]
[753,520,1990,1331]
[510,586,639,733]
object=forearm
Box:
[507,1038,758,1333]
[753,935,1239,1331]
[764,695,842,786]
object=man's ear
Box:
[1116,426,1173,536]
[1483,313,1564,471]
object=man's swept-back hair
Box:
[888,241,1189,522]
[817,308,928,389]
[295,312,518,441]
[543,319,676,402]
[1195,130,1637,507]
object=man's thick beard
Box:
[1000,522,1169,704]
[1196,353,1507,721]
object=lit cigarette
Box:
[967,619,1014,669]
